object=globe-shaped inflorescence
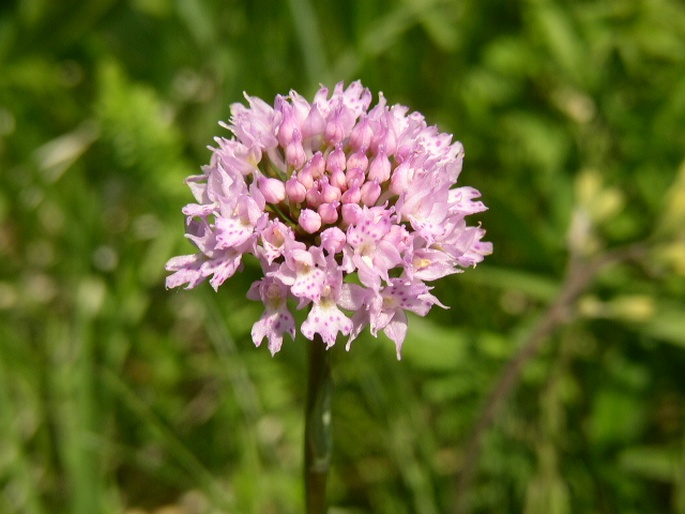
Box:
[166,81,492,357]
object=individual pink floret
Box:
[248,277,296,355]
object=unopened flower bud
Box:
[368,151,391,183]
[326,144,346,173]
[302,104,325,143]
[330,169,347,190]
[349,116,375,152]
[299,209,322,233]
[320,180,341,203]
[258,176,286,204]
[346,150,368,174]
[276,100,297,147]
[286,176,306,203]
[324,108,346,144]
[303,152,325,179]
[345,168,365,189]
[286,138,306,169]
[297,166,314,189]
[305,185,322,207]
[341,185,362,204]
[318,202,339,225]
[341,203,362,225]
[360,180,381,206]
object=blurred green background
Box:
[2,0,685,513]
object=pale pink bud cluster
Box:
[166,81,492,358]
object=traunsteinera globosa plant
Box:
[166,81,492,358]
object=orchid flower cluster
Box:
[166,81,492,357]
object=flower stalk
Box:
[165,80,492,513]
[304,336,333,514]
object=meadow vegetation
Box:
[2,0,685,513]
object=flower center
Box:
[256,143,398,239]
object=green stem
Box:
[304,336,333,514]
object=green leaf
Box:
[401,316,469,371]
[619,445,681,483]
[641,305,685,348]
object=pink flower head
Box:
[166,81,492,358]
